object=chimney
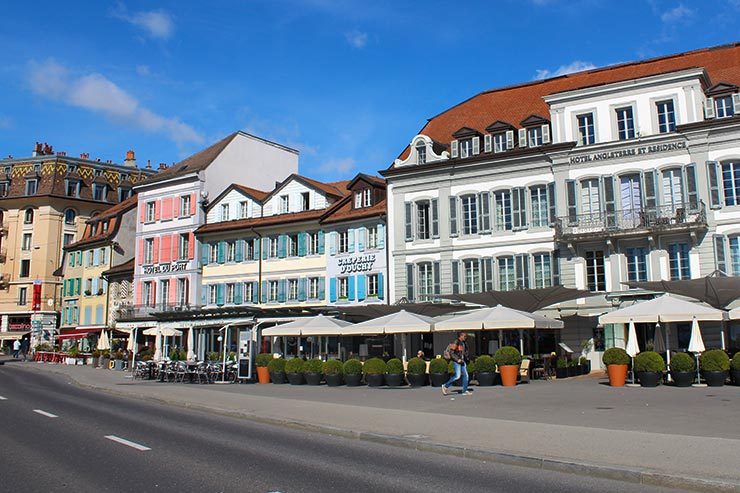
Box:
[146,159,152,169]
[124,149,136,167]
[32,142,42,157]
[56,151,66,156]
[158,162,168,170]
[43,143,53,155]
[79,153,89,159]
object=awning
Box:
[324,302,468,321]
[598,294,725,324]
[0,332,28,341]
[142,327,183,337]
[261,314,353,337]
[442,286,594,312]
[434,304,564,331]
[341,310,434,336]
[730,307,740,320]
[74,326,106,333]
[57,332,92,340]
[622,271,740,309]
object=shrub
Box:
[556,357,568,369]
[429,357,448,374]
[228,351,237,362]
[475,355,496,373]
[343,358,362,375]
[386,358,404,375]
[267,357,286,373]
[208,351,220,362]
[634,351,665,373]
[92,350,101,358]
[494,346,522,367]
[67,346,80,357]
[363,357,386,375]
[466,359,476,373]
[255,353,273,368]
[579,356,587,365]
[322,359,343,375]
[169,349,182,361]
[732,352,740,371]
[407,357,426,375]
[285,358,305,374]
[35,343,54,352]
[304,358,323,374]
[700,349,730,372]
[603,347,630,366]
[669,352,695,372]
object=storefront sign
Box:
[569,141,686,164]
[338,254,376,274]
[9,323,31,331]
[142,261,188,275]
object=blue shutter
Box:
[201,243,209,266]
[357,227,366,252]
[347,275,355,301]
[95,305,103,324]
[261,281,268,303]
[217,241,225,264]
[377,272,384,300]
[93,249,100,266]
[262,238,269,260]
[92,278,99,294]
[318,230,325,254]
[234,283,243,304]
[348,229,355,253]
[278,279,286,302]
[251,282,258,303]
[298,233,306,257]
[235,240,244,262]
[298,277,307,301]
[216,284,225,306]
[328,232,337,255]
[318,277,325,300]
[329,278,337,302]
[201,287,207,306]
[377,224,385,249]
[357,274,366,301]
[84,306,92,324]
[278,235,287,258]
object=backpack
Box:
[443,344,454,361]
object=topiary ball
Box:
[407,357,426,375]
[494,346,522,367]
[603,347,630,366]
[634,351,666,373]
[669,352,695,372]
[475,355,496,373]
[700,349,730,372]
[363,357,387,375]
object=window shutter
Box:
[328,232,337,255]
[329,278,337,302]
[404,202,413,242]
[318,230,325,254]
[602,176,616,227]
[217,241,225,264]
[138,239,144,265]
[552,250,561,286]
[261,238,269,260]
[704,97,715,119]
[298,232,307,256]
[201,286,207,306]
[348,229,355,253]
[190,193,196,216]
[431,199,439,238]
[432,261,441,297]
[298,277,307,301]
[318,277,326,300]
[139,204,146,223]
[484,134,492,153]
[357,227,366,252]
[449,196,458,236]
[565,180,577,224]
[547,182,556,225]
[478,192,491,233]
[483,257,494,291]
[154,200,161,221]
[278,235,287,258]
[706,160,722,209]
[714,235,727,274]
[518,128,527,148]
[377,272,384,299]
[261,281,268,303]
[92,249,100,266]
[216,284,225,306]
[234,283,243,304]
[512,187,527,230]
[541,124,550,144]
[377,224,385,249]
[506,130,514,150]
[171,233,178,261]
[643,170,657,210]
[684,163,699,211]
[451,140,459,158]
[406,264,415,301]
[278,279,286,303]
[351,275,360,301]
[472,136,480,155]
[235,239,244,262]
[152,237,160,263]
[733,93,740,114]
[451,260,460,294]
[250,282,258,303]
[515,254,530,289]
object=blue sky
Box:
[0,1,738,182]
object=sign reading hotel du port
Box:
[569,141,686,164]
[338,254,376,274]
[143,261,188,275]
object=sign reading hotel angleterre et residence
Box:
[569,141,686,164]
[142,261,189,275]
[337,254,376,274]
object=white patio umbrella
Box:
[186,328,195,361]
[625,320,640,384]
[598,295,724,324]
[126,329,135,352]
[97,330,111,351]
[688,318,705,385]
[434,304,563,331]
[153,332,163,361]
[341,310,435,363]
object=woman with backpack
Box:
[442,332,471,396]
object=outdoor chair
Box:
[194,363,210,384]
[165,362,178,382]
[175,361,188,383]
[519,358,531,383]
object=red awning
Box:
[75,327,105,333]
[57,332,92,340]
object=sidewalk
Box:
[10,360,740,492]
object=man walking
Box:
[12,339,21,359]
[442,332,471,396]
[20,338,29,362]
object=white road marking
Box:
[0,395,7,400]
[104,435,151,451]
[33,409,58,418]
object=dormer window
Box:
[363,188,372,207]
[704,83,740,119]
[459,139,473,158]
[65,179,80,197]
[527,127,544,147]
[94,169,102,177]
[716,95,735,118]
[33,164,40,173]
[93,183,107,201]
[354,191,362,208]
[280,195,289,214]
[518,116,551,149]
[301,192,310,211]
[415,141,427,164]
[221,203,230,221]
[451,127,481,159]
[485,121,516,153]
[67,165,76,173]
[493,133,506,153]
[25,178,38,196]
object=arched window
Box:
[64,208,76,226]
[24,208,34,224]
[415,141,427,165]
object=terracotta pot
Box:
[607,364,628,387]
[256,367,270,384]
[499,364,519,387]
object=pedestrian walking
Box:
[442,332,471,396]
[12,339,21,359]
[20,338,29,361]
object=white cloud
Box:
[27,59,203,146]
[344,30,368,49]
[535,60,597,80]
[112,3,174,40]
[136,64,151,76]
[317,157,355,175]
[660,4,694,23]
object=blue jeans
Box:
[443,361,468,392]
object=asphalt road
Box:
[0,364,683,493]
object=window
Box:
[338,277,349,299]
[308,277,320,299]
[363,188,372,207]
[580,178,601,216]
[160,280,170,306]
[301,192,310,211]
[177,278,188,305]
[585,250,606,292]
[620,174,642,220]
[226,241,235,262]
[18,287,27,305]
[530,186,548,228]
[367,226,378,250]
[209,243,218,263]
[461,195,478,235]
[367,274,379,297]
[64,208,76,225]
[93,184,107,201]
[142,281,154,306]
[459,139,472,158]
[225,283,235,304]
[65,180,80,197]
[180,195,191,217]
[118,187,132,202]
[625,247,648,282]
[668,243,691,280]
[463,259,481,294]
[493,191,512,231]
[288,279,299,300]
[221,204,230,221]
[208,285,218,305]
[146,202,156,222]
[417,262,434,301]
[616,106,635,140]
[280,195,289,213]
[240,201,249,218]
[63,233,74,246]
[144,239,154,264]
[25,179,38,196]
[533,253,552,288]
[245,239,255,260]
[22,233,32,251]
[24,208,34,224]
[354,192,362,208]
[338,231,349,254]
[416,141,427,164]
[527,127,543,147]
[716,95,735,118]
[577,113,595,145]
[288,234,299,257]
[416,200,431,240]
[656,100,676,133]
[308,232,320,255]
[19,259,30,278]
[0,182,8,197]
[661,168,684,210]
[244,282,254,303]
[498,256,515,291]
[731,237,740,275]
[493,133,506,153]
[269,237,279,258]
[722,161,740,206]
[179,234,189,260]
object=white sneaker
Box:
[441,386,449,396]
[461,391,472,396]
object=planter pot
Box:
[385,373,404,387]
[92,358,99,369]
[344,374,362,386]
[305,373,322,386]
[671,371,694,387]
[637,371,661,387]
[287,373,305,385]
[113,360,125,371]
[325,374,343,387]
[430,373,447,387]
[732,369,740,386]
[567,366,576,377]
[499,365,519,387]
[101,358,110,370]
[607,364,628,387]
[366,374,384,387]
[555,367,568,379]
[270,371,287,384]
[580,364,588,375]
[702,371,727,387]
[477,372,496,387]
[407,373,427,387]
[256,367,270,384]
[585,361,592,373]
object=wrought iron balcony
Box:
[117,302,197,319]
[554,202,707,242]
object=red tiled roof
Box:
[64,196,138,249]
[393,42,740,164]
[195,209,325,235]
[298,175,348,197]
[101,258,135,278]
[233,184,269,202]
[320,197,386,224]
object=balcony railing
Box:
[116,302,197,320]
[554,202,707,241]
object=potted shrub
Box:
[700,349,730,387]
[429,357,449,387]
[208,352,220,362]
[285,358,306,385]
[267,357,287,384]
[322,359,343,387]
[304,358,323,385]
[100,349,111,370]
[634,351,665,387]
[113,349,126,370]
[567,358,578,377]
[555,358,568,379]
[363,357,386,387]
[494,346,521,387]
[603,347,630,387]
[466,359,477,382]
[343,359,363,386]
[732,352,740,386]
[91,350,101,368]
[67,346,80,365]
[255,353,272,384]
[579,356,589,374]
[669,352,695,387]
[406,357,427,387]
[385,358,404,386]
[475,355,496,386]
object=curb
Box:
[19,365,740,493]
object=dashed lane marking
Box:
[33,409,58,418]
[104,435,151,451]
[0,395,7,400]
